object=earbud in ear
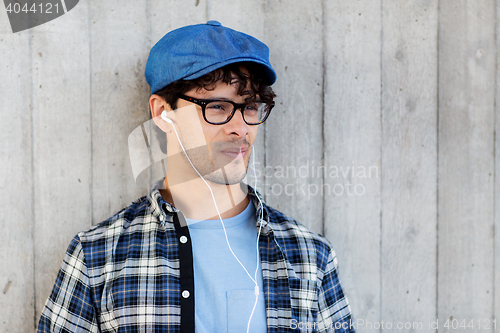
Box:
[161,110,173,124]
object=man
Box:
[37,21,354,332]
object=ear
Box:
[150,94,176,133]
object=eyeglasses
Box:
[175,93,274,125]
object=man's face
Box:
[168,74,259,185]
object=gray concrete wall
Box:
[0,0,496,331]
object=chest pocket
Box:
[227,289,267,332]
[289,278,318,330]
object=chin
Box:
[205,164,249,185]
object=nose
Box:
[224,108,249,137]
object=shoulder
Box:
[73,196,155,267]
[265,204,335,279]
[78,196,151,241]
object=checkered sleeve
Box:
[316,247,354,333]
[37,235,98,333]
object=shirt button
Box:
[179,236,188,244]
[165,205,173,213]
[182,290,190,298]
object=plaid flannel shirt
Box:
[37,179,354,332]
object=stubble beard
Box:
[181,141,251,185]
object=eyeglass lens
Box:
[205,101,269,124]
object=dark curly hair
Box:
[151,62,276,153]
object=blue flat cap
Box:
[145,20,277,94]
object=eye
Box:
[244,103,259,111]
[207,103,227,111]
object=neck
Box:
[160,175,249,220]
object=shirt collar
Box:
[245,183,270,231]
[146,178,177,227]
[146,178,271,233]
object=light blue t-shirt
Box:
[186,201,267,333]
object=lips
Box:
[220,146,248,159]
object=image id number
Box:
[6,2,60,14]
[443,319,496,330]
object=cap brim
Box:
[183,57,277,85]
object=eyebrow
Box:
[230,76,242,84]
[195,97,257,105]
[208,97,233,101]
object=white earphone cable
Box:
[164,113,262,332]
[247,146,264,332]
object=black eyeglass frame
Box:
[174,93,274,125]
